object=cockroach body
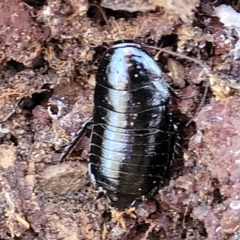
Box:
[88,41,175,210]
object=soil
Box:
[1,0,240,239]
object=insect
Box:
[59,40,175,210]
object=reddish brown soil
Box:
[1,1,240,239]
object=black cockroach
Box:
[59,40,175,210]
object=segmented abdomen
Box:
[89,41,174,210]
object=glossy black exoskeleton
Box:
[88,41,175,210]
[59,41,175,210]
